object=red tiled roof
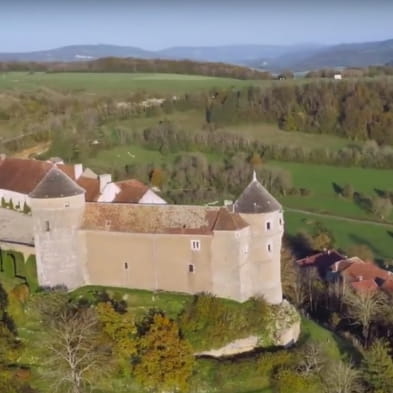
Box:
[113,179,148,203]
[341,261,391,283]
[351,279,378,293]
[0,157,75,194]
[381,279,393,293]
[77,176,100,202]
[213,208,249,231]
[297,250,344,267]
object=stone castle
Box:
[0,156,284,304]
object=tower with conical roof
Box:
[29,166,87,289]
[234,171,284,304]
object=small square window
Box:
[65,202,70,208]
[188,264,195,273]
[191,240,201,251]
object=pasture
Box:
[0,71,264,93]
[269,161,393,222]
[285,210,393,261]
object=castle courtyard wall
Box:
[82,230,213,295]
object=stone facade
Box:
[24,168,284,304]
[0,157,284,304]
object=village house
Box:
[297,249,393,294]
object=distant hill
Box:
[280,39,393,71]
[1,40,393,71]
[0,43,324,66]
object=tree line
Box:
[203,80,393,145]
[0,57,273,80]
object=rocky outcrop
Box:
[197,300,300,358]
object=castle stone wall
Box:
[211,227,249,301]
[30,194,87,289]
[240,210,283,304]
[83,230,213,295]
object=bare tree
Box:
[322,360,363,393]
[297,342,326,375]
[35,293,111,393]
[343,289,384,347]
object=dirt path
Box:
[286,207,393,229]
[12,141,51,159]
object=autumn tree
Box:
[96,301,137,369]
[134,313,194,392]
[371,196,392,220]
[346,244,374,262]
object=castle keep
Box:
[1,158,284,304]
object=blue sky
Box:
[2,0,393,51]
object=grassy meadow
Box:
[285,210,393,261]
[0,71,262,93]
[270,161,393,222]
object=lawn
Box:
[268,161,393,222]
[223,122,350,150]
[285,210,393,261]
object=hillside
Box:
[0,43,324,65]
[269,38,393,71]
[2,40,393,71]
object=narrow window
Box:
[267,243,272,253]
[279,218,283,226]
[45,221,50,232]
[65,202,70,208]
[191,240,201,251]
[244,245,249,255]
[124,262,128,270]
[188,264,195,273]
[266,221,271,231]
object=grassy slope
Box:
[1,279,354,393]
[285,210,393,260]
[269,161,393,222]
[0,71,261,94]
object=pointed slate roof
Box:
[29,166,85,199]
[234,171,282,214]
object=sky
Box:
[1,0,393,52]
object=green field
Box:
[268,161,393,222]
[0,71,265,93]
[285,210,393,260]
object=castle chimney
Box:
[74,163,83,180]
[99,174,112,193]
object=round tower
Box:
[234,171,283,304]
[29,166,86,290]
